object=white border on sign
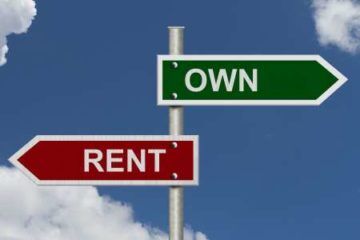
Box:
[9,135,199,186]
[157,55,347,106]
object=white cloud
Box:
[0,167,208,240]
[0,0,36,65]
[312,0,360,53]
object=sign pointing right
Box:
[157,55,347,106]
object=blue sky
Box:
[0,0,359,239]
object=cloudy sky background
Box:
[0,166,206,240]
[0,0,359,239]
[313,0,360,53]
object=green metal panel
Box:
[162,60,338,100]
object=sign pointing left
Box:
[9,135,199,186]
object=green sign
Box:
[157,55,347,106]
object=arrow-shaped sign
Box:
[157,55,347,106]
[9,135,199,186]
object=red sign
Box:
[9,135,199,186]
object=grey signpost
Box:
[168,26,185,240]
[8,24,347,240]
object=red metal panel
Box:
[9,136,198,186]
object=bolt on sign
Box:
[157,55,347,106]
[9,135,199,186]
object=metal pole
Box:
[168,26,184,240]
